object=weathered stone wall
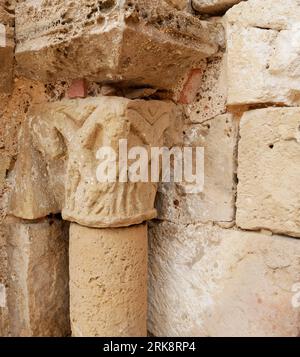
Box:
[0,0,299,337]
[149,0,300,337]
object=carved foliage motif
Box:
[9,97,173,228]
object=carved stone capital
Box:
[9,97,175,228]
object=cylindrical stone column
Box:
[69,222,147,337]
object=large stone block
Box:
[0,1,14,93]
[226,0,300,106]
[5,216,70,337]
[69,223,147,337]
[192,0,242,14]
[15,0,217,91]
[156,113,238,225]
[149,221,300,337]
[8,97,174,228]
[236,108,300,238]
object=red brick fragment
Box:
[67,79,88,99]
[178,69,203,104]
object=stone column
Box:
[69,223,147,337]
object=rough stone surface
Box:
[0,79,47,219]
[236,108,300,238]
[165,0,188,10]
[149,221,300,337]
[186,54,227,124]
[15,0,217,91]
[0,0,14,93]
[0,225,9,336]
[69,222,147,337]
[156,113,238,225]
[0,79,48,335]
[8,97,174,228]
[226,0,300,106]
[5,216,70,337]
[192,0,242,14]
[226,0,300,27]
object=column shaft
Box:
[69,223,147,337]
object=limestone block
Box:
[9,97,174,228]
[149,221,300,337]
[5,216,70,337]
[0,1,14,93]
[15,0,217,91]
[156,113,238,224]
[69,223,147,337]
[8,117,62,221]
[236,108,300,238]
[225,0,300,28]
[192,0,242,14]
[226,0,300,106]
[0,79,48,335]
